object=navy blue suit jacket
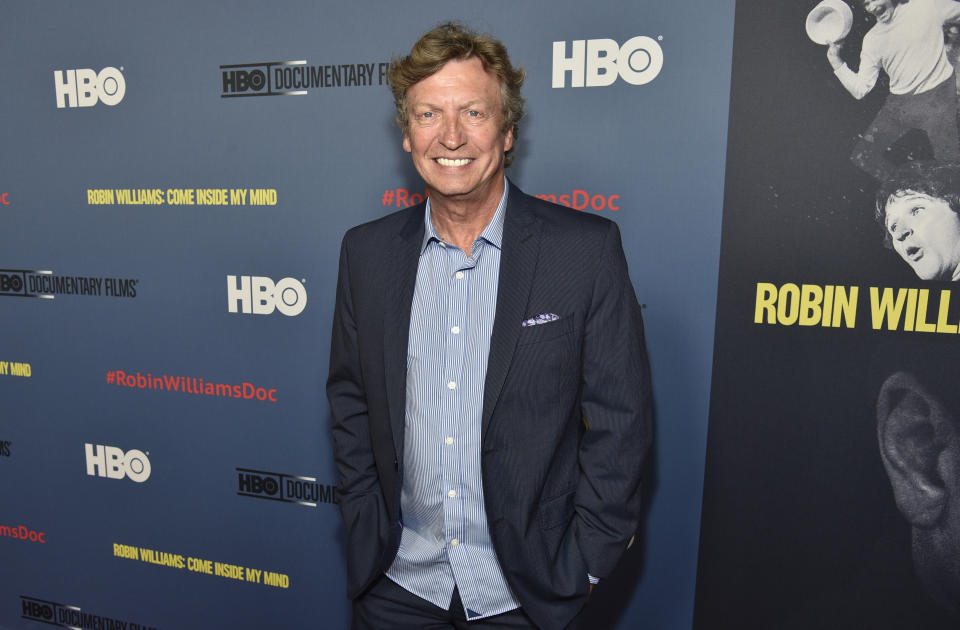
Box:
[327,182,652,630]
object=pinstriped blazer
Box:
[328,181,652,630]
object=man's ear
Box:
[877,371,954,528]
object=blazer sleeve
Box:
[326,233,390,594]
[574,220,653,578]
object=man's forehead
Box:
[408,58,497,92]
[886,190,935,207]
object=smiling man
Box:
[327,22,652,630]
[876,160,960,280]
[399,56,512,246]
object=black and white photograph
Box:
[695,0,960,627]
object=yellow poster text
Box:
[112,542,289,588]
[87,188,277,206]
[754,283,960,334]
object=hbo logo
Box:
[85,443,151,483]
[552,37,663,88]
[54,67,126,108]
[21,600,53,621]
[227,275,307,316]
[0,273,24,293]
[238,471,279,495]
[222,69,266,94]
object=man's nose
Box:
[440,116,465,149]
[894,224,912,241]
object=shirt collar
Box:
[420,177,509,253]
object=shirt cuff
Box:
[588,573,600,585]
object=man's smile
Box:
[435,157,474,167]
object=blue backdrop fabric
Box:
[0,2,734,628]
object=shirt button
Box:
[455,271,464,279]
[445,437,454,445]
[447,381,457,390]
[439,242,447,248]
[448,489,456,498]
[450,539,459,547]
[451,326,460,334]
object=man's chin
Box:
[911,264,944,281]
[424,185,471,199]
[424,180,497,203]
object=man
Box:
[327,22,652,630]
[875,160,960,280]
[876,337,960,619]
[825,0,960,182]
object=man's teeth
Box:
[436,158,471,166]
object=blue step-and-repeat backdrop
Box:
[1,2,736,629]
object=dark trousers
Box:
[851,74,960,182]
[352,575,542,630]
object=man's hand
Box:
[827,41,844,70]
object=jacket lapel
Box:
[482,184,541,438]
[383,206,425,466]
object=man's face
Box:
[884,192,960,280]
[863,0,895,22]
[402,57,513,207]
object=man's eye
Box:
[911,206,923,215]
[421,112,434,118]
[467,110,480,117]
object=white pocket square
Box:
[521,313,560,327]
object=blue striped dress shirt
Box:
[385,182,520,620]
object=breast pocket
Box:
[516,315,574,346]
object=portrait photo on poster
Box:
[818,0,960,280]
[695,0,960,627]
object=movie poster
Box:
[695,0,960,627]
